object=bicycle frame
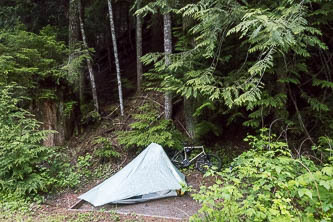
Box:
[183,145,206,164]
[171,145,222,173]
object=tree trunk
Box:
[68,0,83,133]
[163,13,173,119]
[136,0,143,93]
[39,92,74,146]
[42,100,57,147]
[107,0,124,116]
[182,15,196,139]
[184,98,195,139]
[78,0,99,113]
[68,0,80,57]
[69,0,84,105]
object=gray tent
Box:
[78,143,186,206]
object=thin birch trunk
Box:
[107,0,124,116]
[136,0,143,93]
[78,0,99,113]
[163,13,173,119]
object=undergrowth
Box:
[0,84,99,212]
[191,128,333,221]
[117,103,184,150]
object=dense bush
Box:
[0,84,55,196]
[0,84,94,206]
[191,129,333,221]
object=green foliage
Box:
[191,129,333,221]
[140,0,333,143]
[243,91,288,128]
[0,192,31,212]
[178,0,326,108]
[0,6,20,30]
[93,136,121,161]
[63,46,94,86]
[0,84,89,202]
[38,89,58,100]
[312,136,333,164]
[135,0,179,16]
[0,25,68,86]
[64,101,77,118]
[117,103,183,150]
[81,109,101,125]
[0,84,55,196]
[192,101,224,139]
[54,154,93,189]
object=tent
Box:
[78,143,186,206]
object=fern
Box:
[301,92,329,112]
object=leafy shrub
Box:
[81,108,101,126]
[117,103,183,150]
[0,193,31,212]
[0,84,89,202]
[191,129,333,221]
[93,136,121,162]
[0,84,55,196]
[54,154,93,189]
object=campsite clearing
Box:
[71,170,203,220]
[0,171,205,221]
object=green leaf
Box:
[322,167,333,176]
[298,188,312,199]
[319,181,330,190]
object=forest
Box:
[0,0,333,221]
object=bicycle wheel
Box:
[196,154,222,173]
[171,152,184,169]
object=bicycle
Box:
[171,145,222,173]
